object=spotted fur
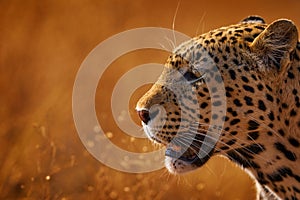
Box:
[137,16,300,200]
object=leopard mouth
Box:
[142,121,215,168]
[165,133,214,166]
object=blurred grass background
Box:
[1,0,300,199]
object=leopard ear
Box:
[250,19,298,71]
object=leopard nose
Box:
[137,109,150,124]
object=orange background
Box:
[1,0,300,199]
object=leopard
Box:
[136,16,300,200]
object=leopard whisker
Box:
[188,122,254,148]
[195,12,206,37]
[172,1,180,48]
[189,122,266,152]
[180,132,256,169]
[174,136,212,157]
[248,115,285,141]
[164,36,176,51]
[181,129,271,165]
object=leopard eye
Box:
[183,71,198,82]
